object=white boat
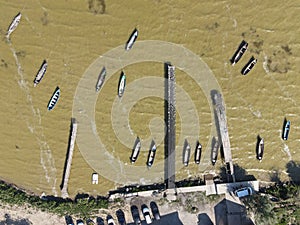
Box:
[130,137,141,163]
[257,138,264,161]
[6,12,22,39]
[118,71,126,97]
[147,140,156,167]
[95,67,106,92]
[125,28,138,51]
[33,60,47,87]
[47,87,60,111]
[194,141,202,164]
[183,139,191,167]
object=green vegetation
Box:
[242,183,300,225]
[0,181,108,219]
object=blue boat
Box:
[47,87,60,111]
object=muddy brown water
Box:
[0,0,299,197]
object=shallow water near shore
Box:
[0,0,299,197]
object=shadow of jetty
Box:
[0,214,31,225]
[219,164,256,182]
[286,160,300,184]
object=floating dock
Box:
[61,118,77,198]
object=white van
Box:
[234,187,253,198]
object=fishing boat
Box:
[183,139,191,167]
[130,137,141,163]
[6,12,22,39]
[146,140,156,167]
[282,120,290,141]
[257,138,264,161]
[47,86,60,111]
[230,40,248,65]
[241,56,257,75]
[118,71,126,97]
[125,28,138,51]
[211,138,219,166]
[33,60,47,87]
[95,67,106,92]
[194,141,202,164]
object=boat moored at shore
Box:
[147,140,156,168]
[257,138,264,161]
[33,60,48,87]
[194,141,202,164]
[130,137,141,163]
[183,139,191,167]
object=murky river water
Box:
[0,0,299,197]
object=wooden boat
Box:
[47,86,60,111]
[95,66,106,92]
[257,138,264,161]
[282,120,290,141]
[146,140,156,167]
[33,60,47,87]
[118,71,126,98]
[130,137,141,163]
[230,40,248,65]
[183,139,191,167]
[241,56,257,75]
[211,138,219,166]
[194,141,202,164]
[6,12,22,39]
[125,28,138,51]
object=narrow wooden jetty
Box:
[213,92,235,182]
[61,118,78,198]
[165,63,176,189]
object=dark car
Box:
[150,202,161,220]
[116,209,126,225]
[107,215,115,225]
[96,217,104,225]
[65,215,74,225]
[130,205,141,225]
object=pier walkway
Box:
[61,118,77,198]
[213,92,235,182]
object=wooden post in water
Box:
[61,118,77,198]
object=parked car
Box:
[86,218,95,225]
[116,209,126,225]
[234,187,253,198]
[76,219,84,225]
[130,205,141,225]
[141,204,152,224]
[107,215,115,225]
[65,215,74,225]
[96,217,104,225]
[150,201,160,220]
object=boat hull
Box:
[96,67,106,92]
[130,137,141,163]
[34,60,47,87]
[147,141,156,167]
[125,28,138,50]
[194,142,202,164]
[230,40,248,65]
[118,71,126,97]
[47,86,60,111]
